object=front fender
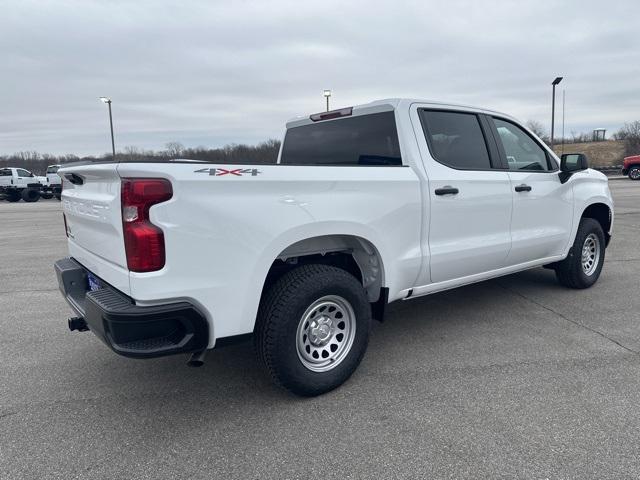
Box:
[564,170,614,255]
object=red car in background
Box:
[622,155,640,180]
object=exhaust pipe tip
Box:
[68,317,89,332]
[187,350,207,367]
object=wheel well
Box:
[581,203,611,246]
[262,235,384,303]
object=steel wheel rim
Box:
[296,295,356,373]
[581,233,600,276]
[631,168,640,180]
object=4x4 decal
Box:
[194,168,261,177]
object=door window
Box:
[16,169,33,177]
[419,110,492,170]
[493,118,552,171]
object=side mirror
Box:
[560,153,588,172]
[559,153,588,184]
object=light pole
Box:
[323,89,331,112]
[99,97,116,160]
[550,77,563,149]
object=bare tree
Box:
[526,120,550,144]
[165,142,185,159]
[615,121,640,157]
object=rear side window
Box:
[0,169,11,176]
[420,110,492,170]
[280,112,402,166]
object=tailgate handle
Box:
[64,173,84,185]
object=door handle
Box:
[434,186,459,196]
[515,184,532,192]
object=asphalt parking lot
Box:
[1,180,639,479]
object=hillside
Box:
[552,140,625,168]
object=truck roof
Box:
[285,98,514,129]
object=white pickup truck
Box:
[0,167,51,202]
[55,99,614,396]
[46,164,63,200]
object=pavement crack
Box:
[497,283,639,355]
[614,211,640,216]
[0,411,18,420]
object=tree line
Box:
[0,139,281,175]
[3,120,640,175]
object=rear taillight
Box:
[121,178,173,272]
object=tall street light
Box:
[323,89,331,112]
[550,77,563,149]
[99,97,116,160]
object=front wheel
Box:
[255,264,371,396]
[628,166,640,180]
[555,218,605,289]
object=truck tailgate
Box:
[60,163,130,294]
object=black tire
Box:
[255,264,371,396]
[54,193,61,201]
[555,218,605,289]
[21,189,40,202]
[629,166,640,180]
[41,192,53,200]
[5,192,21,202]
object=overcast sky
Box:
[1,0,638,156]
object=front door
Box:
[489,117,574,265]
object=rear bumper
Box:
[54,257,209,358]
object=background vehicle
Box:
[622,155,640,180]
[55,99,614,396]
[0,167,46,202]
[46,164,63,199]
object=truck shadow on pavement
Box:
[83,267,568,410]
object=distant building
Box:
[593,128,606,141]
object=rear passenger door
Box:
[414,108,513,284]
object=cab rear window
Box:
[280,112,402,166]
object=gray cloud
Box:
[1,0,638,155]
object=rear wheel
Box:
[21,189,40,202]
[629,166,640,180]
[255,264,371,396]
[555,218,605,289]
[5,192,21,202]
